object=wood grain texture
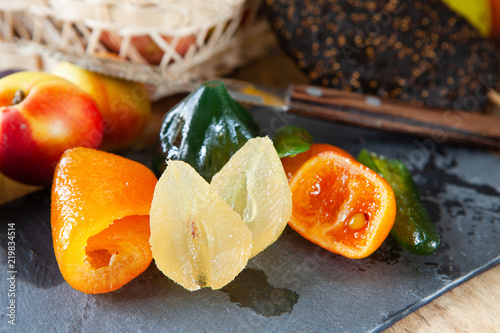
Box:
[386,265,500,332]
[0,38,498,331]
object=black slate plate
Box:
[1,107,499,332]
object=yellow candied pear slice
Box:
[149,160,252,291]
[211,136,292,258]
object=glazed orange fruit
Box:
[289,151,396,259]
[281,143,352,182]
[51,147,157,294]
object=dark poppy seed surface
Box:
[266,0,499,111]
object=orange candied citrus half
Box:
[289,151,396,259]
[281,143,352,182]
[51,147,157,293]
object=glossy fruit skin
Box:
[289,151,396,259]
[152,80,260,182]
[358,149,441,256]
[281,143,352,182]
[273,125,313,158]
[51,147,157,294]
[0,72,103,186]
[52,62,151,151]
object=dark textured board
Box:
[266,0,500,111]
[1,107,499,332]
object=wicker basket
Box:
[0,0,275,93]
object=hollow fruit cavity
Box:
[50,147,157,294]
[85,249,117,269]
[82,215,150,273]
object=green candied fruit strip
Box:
[358,149,441,256]
[273,125,313,158]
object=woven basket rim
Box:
[0,0,273,94]
[2,0,247,33]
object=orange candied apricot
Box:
[288,151,396,259]
[281,143,352,182]
[51,147,157,293]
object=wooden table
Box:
[1,44,499,332]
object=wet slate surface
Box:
[1,107,499,332]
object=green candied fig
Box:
[152,80,260,181]
[273,125,313,158]
[358,149,441,256]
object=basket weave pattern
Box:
[0,0,274,86]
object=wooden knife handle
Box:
[287,84,500,149]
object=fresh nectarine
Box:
[52,62,151,151]
[0,71,103,185]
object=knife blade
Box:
[212,78,500,149]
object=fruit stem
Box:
[11,90,25,105]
